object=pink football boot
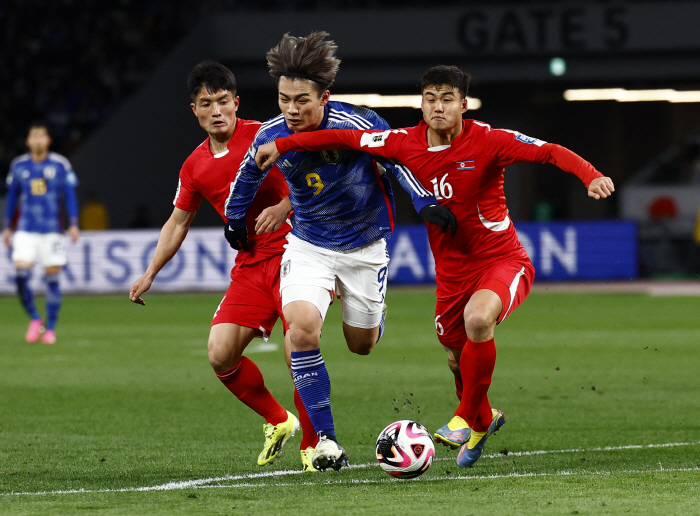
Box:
[41,329,56,345]
[26,319,43,343]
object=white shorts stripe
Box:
[501,267,526,320]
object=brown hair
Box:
[267,31,341,93]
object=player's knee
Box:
[463,310,496,338]
[347,338,374,356]
[207,335,242,372]
[343,324,377,355]
[447,355,459,374]
[287,325,320,351]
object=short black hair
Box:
[187,60,237,102]
[421,65,471,99]
[27,121,51,137]
[267,31,341,94]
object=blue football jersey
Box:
[226,101,435,251]
[4,152,79,234]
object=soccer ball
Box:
[375,420,435,479]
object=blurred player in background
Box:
[255,65,615,468]
[128,61,319,472]
[225,32,453,471]
[3,122,79,345]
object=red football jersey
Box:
[276,119,603,281]
[174,118,291,264]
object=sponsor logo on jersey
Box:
[320,150,341,164]
[456,159,475,171]
[22,170,30,179]
[515,133,546,146]
[281,159,293,168]
[281,260,291,278]
[43,165,56,179]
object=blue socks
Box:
[15,269,63,329]
[45,274,62,331]
[377,311,386,344]
[291,349,335,436]
[15,269,40,320]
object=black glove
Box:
[224,223,249,251]
[419,204,457,236]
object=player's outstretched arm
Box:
[129,207,196,305]
[587,176,615,200]
[255,196,292,235]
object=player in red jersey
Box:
[128,61,319,471]
[254,65,615,468]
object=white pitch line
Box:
[5,441,699,497]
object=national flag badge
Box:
[456,160,475,171]
[320,150,341,164]
[281,260,291,278]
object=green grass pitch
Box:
[1,288,699,515]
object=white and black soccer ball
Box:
[376,420,435,479]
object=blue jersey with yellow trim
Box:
[4,152,79,234]
[226,101,435,251]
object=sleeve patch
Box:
[515,132,546,147]
[360,129,407,148]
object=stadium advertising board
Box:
[385,221,637,283]
[0,222,637,294]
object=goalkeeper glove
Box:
[419,204,458,236]
[224,222,249,251]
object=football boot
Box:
[300,447,319,473]
[434,415,471,449]
[312,435,349,471]
[26,319,43,343]
[41,329,56,345]
[456,409,505,468]
[257,411,300,466]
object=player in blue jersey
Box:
[3,123,79,344]
[225,32,456,471]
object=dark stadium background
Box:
[2,0,699,275]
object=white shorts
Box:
[11,231,67,267]
[280,234,390,329]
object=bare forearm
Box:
[144,214,191,279]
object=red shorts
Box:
[211,253,288,340]
[434,255,535,349]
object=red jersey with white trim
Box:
[174,118,291,265]
[275,119,603,281]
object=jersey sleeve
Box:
[534,143,604,187]
[488,129,603,187]
[173,158,203,212]
[3,168,19,229]
[276,127,435,213]
[276,128,403,161]
[60,164,79,226]
[225,138,270,228]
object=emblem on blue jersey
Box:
[456,160,475,171]
[43,166,56,179]
[281,260,291,278]
[320,150,341,164]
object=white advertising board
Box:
[0,228,237,295]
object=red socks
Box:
[294,387,319,449]
[455,338,496,433]
[454,373,463,401]
[216,356,287,426]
